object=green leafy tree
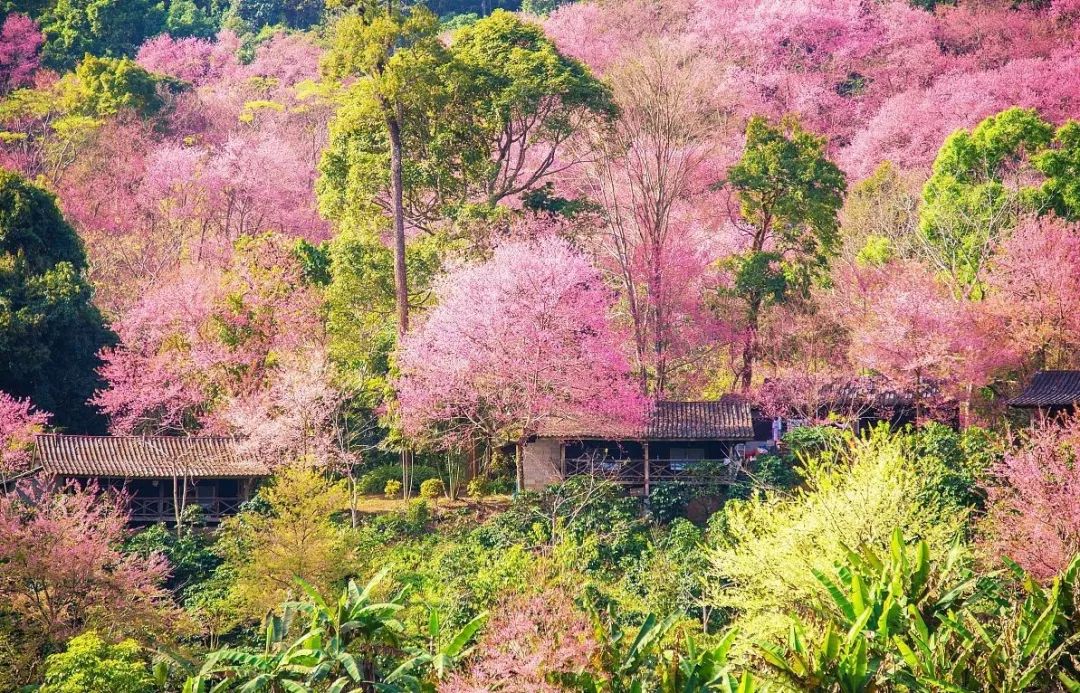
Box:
[1033,119,1080,222]
[323,226,445,396]
[40,631,154,693]
[445,10,615,210]
[519,0,574,15]
[62,55,167,116]
[164,0,220,38]
[0,55,169,184]
[319,8,612,336]
[39,0,166,69]
[920,107,1054,296]
[225,0,322,32]
[720,115,846,391]
[320,3,449,337]
[0,170,111,431]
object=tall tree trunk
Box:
[386,106,414,496]
[387,113,409,337]
[740,294,762,392]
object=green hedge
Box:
[358,464,442,495]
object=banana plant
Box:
[660,629,758,693]
[812,529,985,642]
[757,616,880,693]
[183,604,337,693]
[183,571,408,693]
[376,609,489,692]
[918,555,1080,692]
[556,601,682,693]
[295,569,406,687]
[756,528,987,692]
[766,527,1080,692]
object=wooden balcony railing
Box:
[564,458,739,488]
[128,496,244,523]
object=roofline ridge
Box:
[35,433,244,441]
[654,398,748,404]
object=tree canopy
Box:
[721,115,846,390]
[0,170,110,431]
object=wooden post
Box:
[560,442,566,480]
[643,441,650,497]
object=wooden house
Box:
[33,434,269,524]
[1009,370,1080,418]
[522,399,756,493]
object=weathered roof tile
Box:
[1009,371,1080,408]
[539,398,754,440]
[35,434,270,479]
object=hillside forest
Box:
[5,0,1080,689]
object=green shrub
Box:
[729,452,802,500]
[466,477,489,498]
[358,464,441,494]
[123,522,220,600]
[384,479,403,499]
[489,476,516,494]
[647,484,693,524]
[405,498,430,528]
[907,418,989,509]
[420,478,445,501]
[474,477,649,571]
[40,631,153,693]
[370,499,431,538]
[471,494,546,549]
[783,424,848,460]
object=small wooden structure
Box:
[522,399,755,493]
[1009,370,1080,418]
[33,434,269,524]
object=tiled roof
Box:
[539,398,754,441]
[34,434,270,479]
[1009,371,1080,408]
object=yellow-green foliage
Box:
[39,631,152,693]
[217,465,352,621]
[420,477,444,501]
[705,431,968,641]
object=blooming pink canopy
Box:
[0,14,42,94]
[0,391,50,482]
[396,236,646,449]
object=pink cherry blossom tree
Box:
[222,348,347,468]
[984,215,1080,370]
[0,480,174,654]
[92,264,219,435]
[136,31,240,86]
[574,43,734,396]
[0,392,50,487]
[442,589,596,693]
[396,236,646,491]
[0,13,42,94]
[93,234,325,435]
[548,0,1080,181]
[836,259,1012,420]
[982,415,1080,581]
